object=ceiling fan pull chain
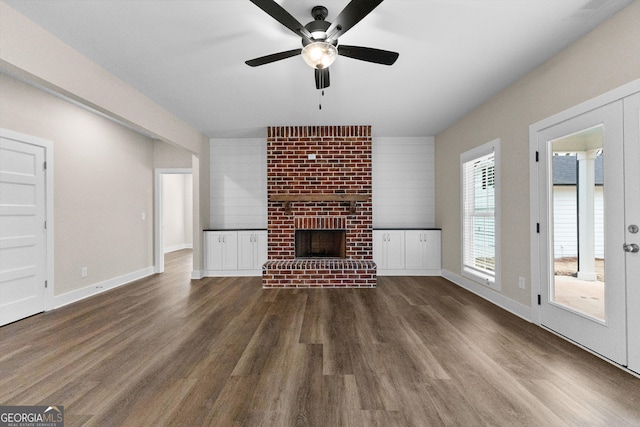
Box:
[318,78,325,110]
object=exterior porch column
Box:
[576,150,598,281]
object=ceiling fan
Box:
[245,0,399,89]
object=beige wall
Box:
[435,1,640,306]
[1,73,155,295]
[153,141,194,169]
[0,0,211,283]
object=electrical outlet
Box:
[518,276,526,289]
[81,267,88,278]
[141,212,146,220]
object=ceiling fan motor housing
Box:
[311,6,328,20]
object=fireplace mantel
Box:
[270,194,370,214]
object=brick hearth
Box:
[263,125,376,288]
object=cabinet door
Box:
[255,230,268,268]
[204,232,216,270]
[405,230,442,270]
[221,232,238,270]
[237,231,255,270]
[422,230,441,270]
[373,230,386,267]
[205,232,223,270]
[385,230,405,270]
[238,231,267,269]
[404,230,424,270]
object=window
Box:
[461,139,500,290]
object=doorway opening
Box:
[154,168,193,273]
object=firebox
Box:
[295,229,346,258]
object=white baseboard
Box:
[441,269,532,322]
[191,270,203,280]
[202,270,263,277]
[377,269,442,276]
[163,244,193,254]
[53,267,155,309]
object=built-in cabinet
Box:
[374,229,441,276]
[237,230,267,270]
[204,231,238,272]
[405,230,441,271]
[373,230,405,270]
[204,230,266,276]
[205,228,440,277]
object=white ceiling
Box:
[5,0,633,138]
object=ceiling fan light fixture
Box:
[301,41,337,69]
[311,30,327,39]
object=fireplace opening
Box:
[295,229,346,258]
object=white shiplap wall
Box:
[372,137,435,228]
[210,138,267,229]
[210,136,435,230]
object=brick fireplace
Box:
[262,125,376,288]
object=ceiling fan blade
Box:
[249,0,312,40]
[326,0,384,40]
[315,68,330,89]
[245,48,302,67]
[338,45,399,65]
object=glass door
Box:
[537,100,627,365]
[550,125,605,321]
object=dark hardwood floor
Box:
[1,249,639,426]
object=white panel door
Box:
[624,91,640,374]
[0,137,47,326]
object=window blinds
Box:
[462,151,495,278]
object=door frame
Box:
[529,80,640,377]
[154,168,192,273]
[530,78,640,325]
[0,128,54,311]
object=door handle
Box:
[623,243,639,253]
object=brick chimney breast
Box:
[263,125,376,288]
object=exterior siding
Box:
[553,186,604,258]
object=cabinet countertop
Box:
[204,229,266,232]
[374,228,441,231]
